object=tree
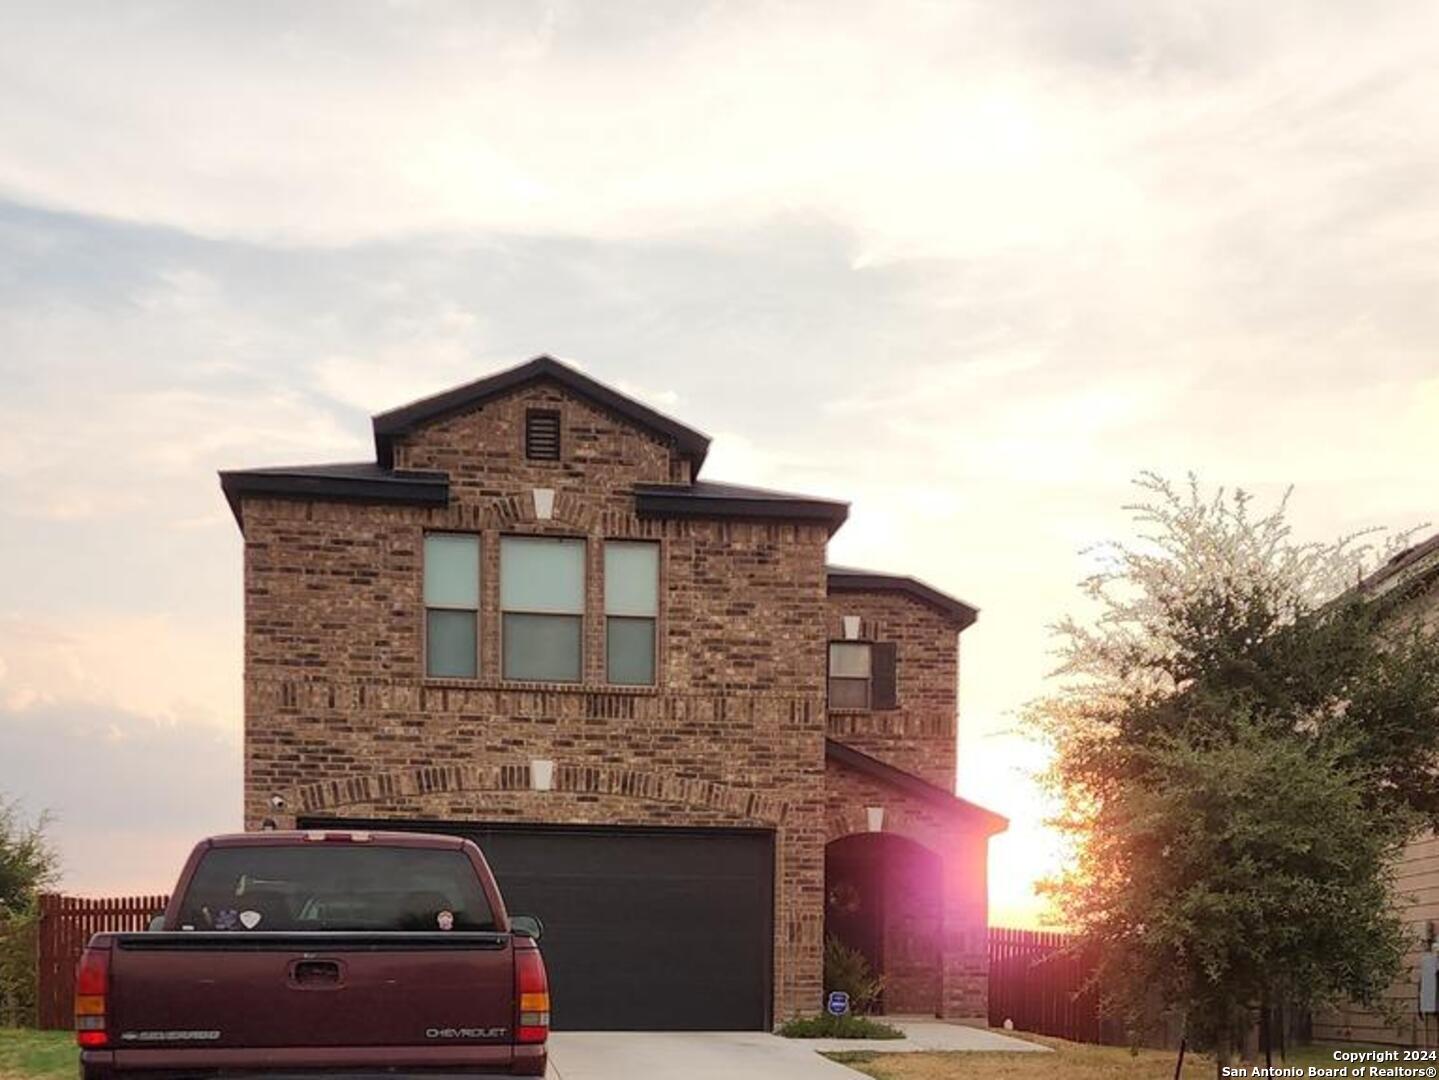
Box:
[0,796,58,1027]
[1033,474,1439,1066]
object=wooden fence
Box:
[35,892,170,1030]
[988,927,1122,1044]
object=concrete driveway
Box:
[546,1021,1046,1079]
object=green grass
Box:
[0,1029,75,1080]
[778,1013,905,1039]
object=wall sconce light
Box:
[866,806,885,833]
[530,759,555,792]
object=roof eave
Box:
[826,568,979,630]
[634,489,850,535]
[825,739,1007,835]
[218,469,449,530]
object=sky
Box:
[1,0,1437,929]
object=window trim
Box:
[604,539,660,687]
[423,531,481,679]
[828,640,873,711]
[499,534,586,684]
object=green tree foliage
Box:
[1033,474,1439,1060]
[0,797,58,1027]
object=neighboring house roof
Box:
[827,565,979,630]
[1359,530,1439,599]
[219,462,449,526]
[635,480,849,535]
[371,354,712,472]
[825,739,1008,835]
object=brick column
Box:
[940,832,990,1021]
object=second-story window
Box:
[501,536,585,682]
[424,533,480,678]
[605,541,658,685]
[828,643,871,708]
[828,641,899,710]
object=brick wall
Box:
[825,590,961,790]
[240,381,830,1019]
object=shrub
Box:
[823,934,885,1015]
[777,1013,904,1039]
[0,907,39,1027]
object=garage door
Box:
[302,818,774,1030]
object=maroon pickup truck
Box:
[74,830,550,1079]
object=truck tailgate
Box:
[108,932,516,1052]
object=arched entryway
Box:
[825,831,943,1015]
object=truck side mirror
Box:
[510,914,543,941]
[148,915,166,932]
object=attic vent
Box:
[525,410,561,460]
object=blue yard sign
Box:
[826,991,850,1016]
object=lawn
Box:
[825,1034,1389,1080]
[0,1029,75,1080]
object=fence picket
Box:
[987,926,1117,1045]
[34,891,170,1030]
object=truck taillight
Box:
[514,941,550,1044]
[75,945,110,1048]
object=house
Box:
[1313,532,1439,1046]
[219,355,1005,1031]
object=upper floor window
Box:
[424,534,480,678]
[828,641,898,710]
[525,409,561,460]
[605,541,658,685]
[501,536,584,682]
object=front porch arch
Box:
[825,830,944,1016]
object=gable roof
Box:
[218,462,448,527]
[826,565,979,630]
[218,355,848,536]
[825,739,1008,835]
[371,354,712,472]
[636,480,849,535]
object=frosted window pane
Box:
[424,534,479,608]
[427,610,477,678]
[503,613,582,682]
[830,643,872,677]
[829,677,869,709]
[605,542,659,616]
[607,617,655,685]
[501,537,585,613]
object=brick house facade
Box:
[222,355,1005,1030]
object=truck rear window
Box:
[177,845,495,932]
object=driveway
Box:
[546,1022,1046,1079]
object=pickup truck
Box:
[74,829,550,1079]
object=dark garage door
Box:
[303,818,774,1031]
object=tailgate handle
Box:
[290,959,343,987]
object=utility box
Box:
[1420,952,1438,1014]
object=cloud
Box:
[0,0,1430,264]
[0,613,238,730]
[0,702,240,894]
